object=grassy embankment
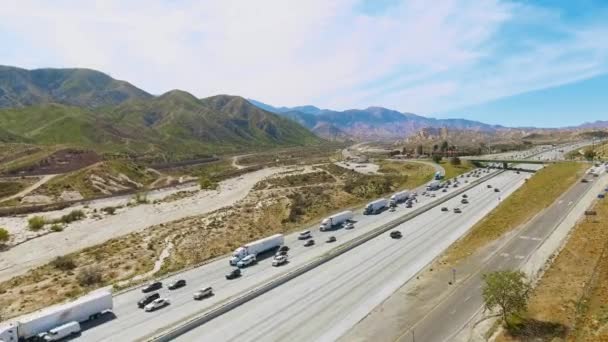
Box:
[497,186,608,342]
[0,162,434,318]
[438,159,475,179]
[443,162,588,264]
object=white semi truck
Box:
[230,234,284,266]
[389,191,410,207]
[426,180,442,191]
[364,198,388,215]
[319,211,354,231]
[0,290,112,342]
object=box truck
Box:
[389,191,410,207]
[434,171,443,180]
[230,234,284,265]
[319,211,354,231]
[0,290,112,341]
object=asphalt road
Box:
[77,169,495,341]
[402,166,606,342]
[172,171,528,341]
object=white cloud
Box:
[0,0,607,115]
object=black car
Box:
[390,230,402,239]
[461,199,469,204]
[487,184,493,188]
[494,188,500,192]
[168,279,186,290]
[454,208,462,213]
[138,292,160,308]
[304,239,315,247]
[278,245,290,253]
[226,268,241,280]
[275,250,288,257]
[142,281,162,293]
[462,194,468,198]
[441,207,448,212]
[326,236,337,243]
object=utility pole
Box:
[412,328,415,342]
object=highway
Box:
[173,170,528,341]
[77,169,496,341]
[405,165,606,342]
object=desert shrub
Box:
[28,216,46,231]
[50,224,64,232]
[77,266,103,286]
[51,255,76,271]
[0,227,9,244]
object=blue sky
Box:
[0,0,607,127]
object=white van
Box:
[298,230,311,240]
[42,321,80,341]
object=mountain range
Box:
[248,99,504,140]
[0,66,322,161]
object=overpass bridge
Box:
[466,159,557,169]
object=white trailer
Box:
[426,180,441,191]
[0,290,112,341]
[230,234,284,265]
[320,211,354,231]
[364,198,388,214]
[389,191,410,207]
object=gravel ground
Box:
[0,167,285,282]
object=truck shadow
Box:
[255,247,281,262]
[78,311,117,334]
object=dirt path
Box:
[231,154,251,170]
[0,167,285,282]
[0,174,57,203]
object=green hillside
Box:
[0,92,323,162]
[0,65,152,108]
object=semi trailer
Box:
[389,191,410,207]
[230,234,284,265]
[0,290,112,342]
[364,198,388,215]
[319,211,354,231]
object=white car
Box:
[298,230,312,240]
[193,287,213,300]
[144,298,170,312]
[272,255,288,267]
[237,254,256,268]
[344,222,355,230]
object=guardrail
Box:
[146,169,505,341]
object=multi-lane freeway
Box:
[77,168,500,341]
[172,171,528,341]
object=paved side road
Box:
[401,168,605,342]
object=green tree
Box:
[440,140,449,153]
[433,144,439,152]
[0,227,9,244]
[415,145,424,156]
[482,270,531,326]
[432,154,442,163]
[28,216,46,231]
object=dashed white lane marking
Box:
[464,295,472,302]
[514,255,525,260]
[500,253,510,258]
